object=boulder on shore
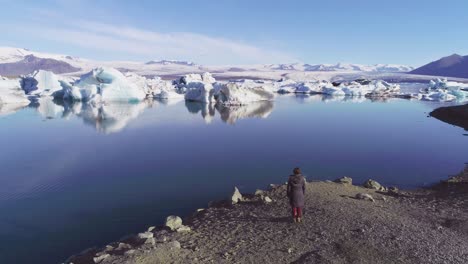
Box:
[165,215,183,231]
[231,187,243,204]
[363,179,384,191]
[335,176,353,185]
[355,193,375,202]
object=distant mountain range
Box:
[4,46,466,80]
[0,55,80,76]
[145,60,196,66]
[410,54,468,78]
[264,63,414,72]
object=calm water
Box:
[0,91,467,263]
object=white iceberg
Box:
[147,77,184,100]
[322,80,400,97]
[0,76,30,105]
[55,67,147,103]
[215,82,275,105]
[21,70,62,96]
[181,72,216,103]
[417,78,468,102]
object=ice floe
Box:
[21,70,63,96]
[180,72,217,103]
[54,67,147,103]
[215,82,275,105]
[0,76,30,106]
[417,78,468,102]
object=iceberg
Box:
[322,80,400,97]
[415,79,468,102]
[416,79,468,102]
[180,72,216,103]
[54,67,147,103]
[21,70,62,96]
[215,82,275,105]
[0,76,30,105]
[148,77,184,100]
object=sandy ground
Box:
[66,169,468,264]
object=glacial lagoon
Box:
[0,92,467,264]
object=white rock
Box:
[147,226,156,232]
[165,215,183,231]
[264,196,273,203]
[93,254,110,263]
[231,187,243,204]
[176,225,191,232]
[355,193,375,202]
[138,232,153,239]
[254,189,264,196]
[169,240,181,249]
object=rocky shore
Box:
[430,103,468,131]
[66,167,468,264]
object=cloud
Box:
[13,14,297,65]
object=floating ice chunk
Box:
[181,73,216,103]
[418,78,468,102]
[215,82,275,105]
[21,70,62,96]
[322,80,400,97]
[55,67,147,103]
[295,81,328,94]
[0,76,30,105]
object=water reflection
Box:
[0,103,29,117]
[216,101,274,124]
[64,101,149,134]
[1,94,416,133]
[185,101,216,123]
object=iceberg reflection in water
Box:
[184,100,274,124]
[2,94,397,133]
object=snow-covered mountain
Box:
[265,63,414,73]
[145,60,196,66]
[0,46,416,79]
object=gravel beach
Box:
[66,168,468,264]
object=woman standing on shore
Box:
[287,167,306,223]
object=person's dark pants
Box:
[292,207,302,218]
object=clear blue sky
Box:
[0,0,467,66]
